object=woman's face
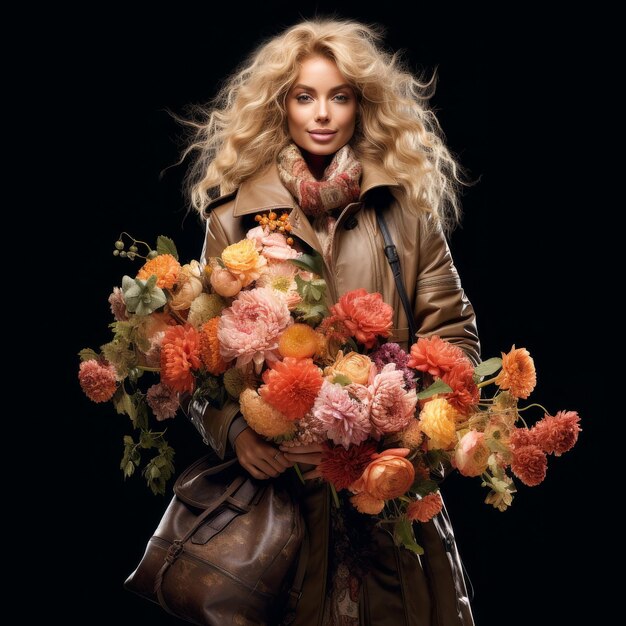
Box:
[286,56,357,157]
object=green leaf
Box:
[412,479,440,496]
[416,379,453,400]
[133,394,149,430]
[393,519,424,555]
[156,235,178,260]
[474,357,503,377]
[332,374,352,386]
[78,348,99,362]
[290,252,323,276]
[139,430,157,449]
[112,388,137,424]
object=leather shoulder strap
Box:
[375,207,417,342]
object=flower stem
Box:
[330,483,340,508]
[136,365,160,372]
[518,403,550,415]
[293,463,306,485]
[477,376,498,388]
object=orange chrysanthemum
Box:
[160,325,202,394]
[350,492,385,515]
[442,361,480,415]
[259,357,323,420]
[407,335,467,377]
[510,444,547,486]
[532,410,581,456]
[200,317,228,375]
[406,493,443,522]
[137,254,181,290]
[239,388,296,438]
[278,323,320,359]
[495,345,537,399]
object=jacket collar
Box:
[206,158,399,217]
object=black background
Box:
[56,3,601,625]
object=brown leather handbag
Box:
[124,455,307,625]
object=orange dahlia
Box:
[442,361,480,415]
[200,317,227,375]
[160,325,202,394]
[137,254,181,289]
[495,345,537,399]
[259,357,323,420]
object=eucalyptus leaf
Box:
[474,357,503,377]
[416,379,453,400]
[156,235,179,260]
[78,348,99,362]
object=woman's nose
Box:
[315,101,330,122]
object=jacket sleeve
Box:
[413,220,480,365]
[186,211,242,460]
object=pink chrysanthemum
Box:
[407,335,467,377]
[532,411,581,456]
[442,361,480,415]
[509,427,534,450]
[510,445,547,486]
[312,380,371,448]
[160,325,202,394]
[78,360,118,403]
[146,383,179,421]
[280,411,329,447]
[218,287,291,372]
[406,493,443,522]
[369,363,417,437]
[108,286,128,321]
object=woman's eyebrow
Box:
[291,83,353,92]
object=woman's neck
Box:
[301,150,332,180]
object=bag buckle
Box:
[166,540,184,564]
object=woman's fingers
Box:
[302,467,322,480]
[281,450,324,465]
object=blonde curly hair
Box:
[182,18,465,230]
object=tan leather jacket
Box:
[196,161,480,460]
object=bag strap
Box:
[375,207,417,342]
[284,530,309,615]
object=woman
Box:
[184,18,479,626]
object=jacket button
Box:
[344,216,358,230]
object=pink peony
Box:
[331,288,393,349]
[218,287,292,372]
[146,383,179,421]
[312,380,371,448]
[368,363,417,437]
[454,431,490,477]
[79,360,118,403]
[532,410,581,456]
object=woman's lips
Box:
[308,130,337,142]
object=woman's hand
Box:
[279,443,324,480]
[233,427,293,480]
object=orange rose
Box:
[210,267,242,298]
[323,350,373,385]
[169,263,204,311]
[351,448,415,500]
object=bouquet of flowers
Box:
[79,212,581,551]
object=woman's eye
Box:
[296,94,312,103]
[333,94,349,103]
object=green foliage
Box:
[416,379,453,400]
[392,519,424,555]
[78,348,99,362]
[332,374,352,386]
[156,235,178,260]
[474,357,503,377]
[290,252,323,276]
[112,387,137,423]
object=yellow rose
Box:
[221,239,267,287]
[323,350,372,385]
[419,398,458,450]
